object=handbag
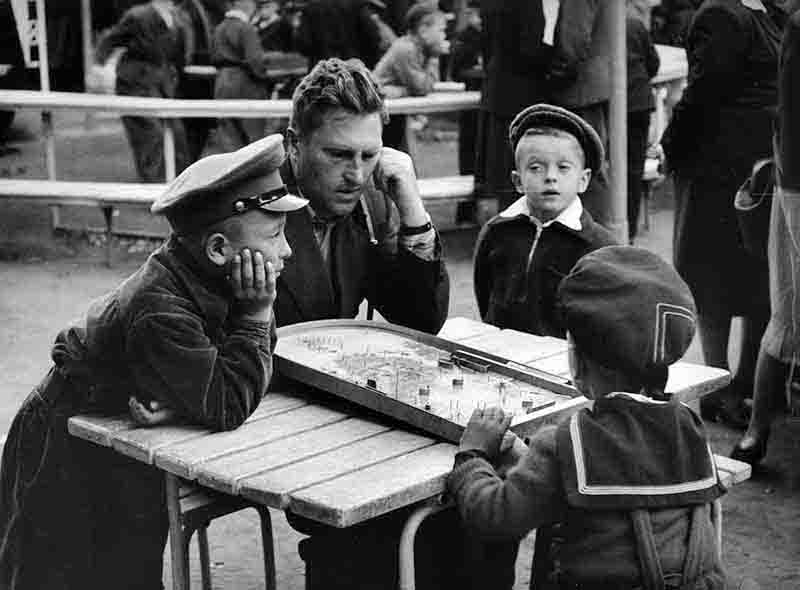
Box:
[734,157,774,260]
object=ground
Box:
[0,111,798,588]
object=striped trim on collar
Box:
[568,411,719,496]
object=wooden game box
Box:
[274,320,585,442]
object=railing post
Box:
[164,122,176,181]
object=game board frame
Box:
[275,320,586,442]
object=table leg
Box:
[397,497,452,590]
[165,473,190,590]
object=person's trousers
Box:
[627,110,651,242]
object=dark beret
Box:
[557,246,697,383]
[508,103,605,172]
[152,134,307,234]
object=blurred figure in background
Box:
[373,2,449,150]
[475,0,550,209]
[448,1,482,175]
[661,0,787,428]
[253,0,295,52]
[652,0,703,47]
[204,0,280,153]
[626,0,660,243]
[95,0,192,181]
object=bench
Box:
[0,176,480,264]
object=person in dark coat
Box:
[205,0,282,153]
[474,104,617,338]
[546,0,613,226]
[0,135,307,590]
[475,0,551,209]
[95,0,192,182]
[277,57,449,333]
[626,8,660,243]
[294,0,388,69]
[450,246,727,590]
[661,0,787,427]
[279,58,456,590]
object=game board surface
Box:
[275,320,577,442]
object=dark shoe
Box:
[730,434,769,466]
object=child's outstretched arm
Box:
[447,408,565,541]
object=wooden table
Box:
[68,317,735,590]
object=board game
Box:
[275,320,581,442]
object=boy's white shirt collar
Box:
[499,195,583,231]
[225,9,251,22]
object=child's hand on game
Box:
[459,407,512,460]
[129,396,176,427]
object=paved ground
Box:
[1,111,798,588]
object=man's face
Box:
[290,109,383,219]
[511,132,591,223]
[225,211,293,277]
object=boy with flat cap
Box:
[474,103,617,338]
[0,135,306,590]
[449,246,727,590]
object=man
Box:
[278,57,454,590]
[0,135,307,589]
[276,56,450,334]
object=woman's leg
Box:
[731,346,789,464]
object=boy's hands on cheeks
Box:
[229,248,276,322]
[372,147,429,227]
[459,407,513,460]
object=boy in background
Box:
[627,3,660,243]
[473,103,616,337]
[373,2,450,150]
[450,245,727,590]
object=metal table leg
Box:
[398,497,453,590]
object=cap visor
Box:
[260,193,308,213]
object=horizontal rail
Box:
[0,90,481,118]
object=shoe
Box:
[730,434,769,466]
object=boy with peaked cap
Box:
[0,135,306,590]
[474,103,617,338]
[449,246,728,590]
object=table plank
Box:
[67,413,137,447]
[287,443,456,527]
[714,454,752,487]
[154,405,348,479]
[437,317,499,342]
[196,418,392,495]
[461,329,568,364]
[238,430,438,510]
[666,362,730,403]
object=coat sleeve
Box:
[95,9,137,62]
[126,307,276,431]
[242,23,271,79]
[547,0,599,85]
[446,425,566,541]
[661,6,746,168]
[473,221,494,322]
[367,196,450,334]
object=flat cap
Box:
[557,246,696,385]
[152,134,307,234]
[508,103,605,172]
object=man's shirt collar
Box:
[225,9,251,23]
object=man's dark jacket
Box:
[275,161,450,334]
[0,237,276,589]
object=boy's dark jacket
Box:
[474,201,617,337]
[0,237,276,588]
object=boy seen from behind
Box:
[474,103,617,337]
[449,246,727,589]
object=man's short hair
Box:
[290,58,388,138]
[405,3,443,33]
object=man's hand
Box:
[372,147,429,227]
[458,407,513,460]
[229,249,276,322]
[129,396,176,427]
